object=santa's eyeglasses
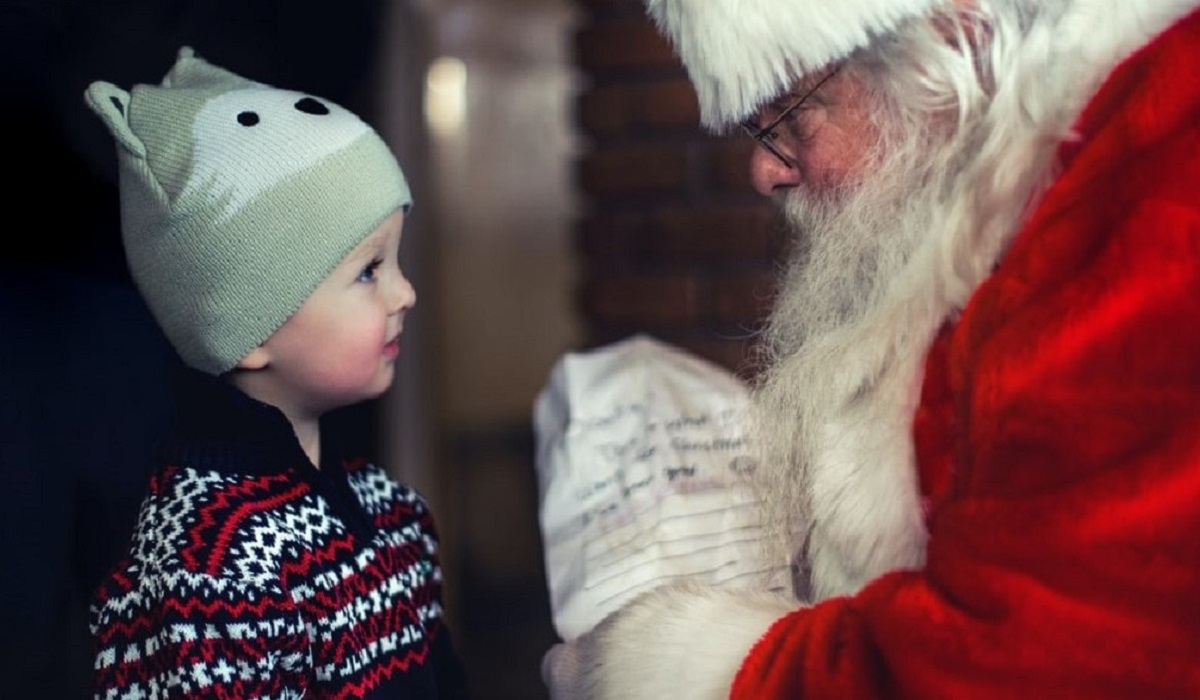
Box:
[739,67,840,169]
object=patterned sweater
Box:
[91,369,469,699]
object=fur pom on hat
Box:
[645,0,941,127]
[85,47,411,375]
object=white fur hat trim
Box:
[646,0,941,127]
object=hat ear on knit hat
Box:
[645,0,941,128]
[85,46,411,375]
[160,45,255,89]
[84,83,147,158]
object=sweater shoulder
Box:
[345,462,440,542]
[122,464,344,585]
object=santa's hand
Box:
[539,582,798,700]
[542,638,591,699]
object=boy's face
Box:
[242,209,414,417]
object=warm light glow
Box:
[425,56,468,136]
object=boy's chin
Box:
[319,371,397,412]
[365,367,399,400]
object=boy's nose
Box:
[387,271,416,314]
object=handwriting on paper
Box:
[535,335,789,641]
[566,401,754,533]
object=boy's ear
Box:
[236,346,271,371]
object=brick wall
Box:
[573,0,786,379]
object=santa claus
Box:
[543,0,1200,697]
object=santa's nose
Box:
[750,145,801,196]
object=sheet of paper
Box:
[533,334,789,641]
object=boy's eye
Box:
[357,259,383,283]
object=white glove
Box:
[542,639,590,699]
[539,582,798,700]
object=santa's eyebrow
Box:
[755,85,797,111]
[770,68,840,112]
[761,86,812,114]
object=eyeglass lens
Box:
[741,68,840,168]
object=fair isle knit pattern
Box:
[90,371,464,699]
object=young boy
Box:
[85,47,468,698]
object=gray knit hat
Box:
[85,46,411,375]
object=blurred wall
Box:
[572,0,783,378]
[377,1,582,698]
[426,0,584,427]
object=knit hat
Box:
[85,46,411,375]
[644,0,941,128]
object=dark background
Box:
[0,2,396,695]
[1,0,387,282]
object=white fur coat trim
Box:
[645,0,940,126]
[579,583,798,700]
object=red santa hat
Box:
[645,0,942,128]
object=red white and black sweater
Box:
[91,369,469,699]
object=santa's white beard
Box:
[744,0,1095,601]
[749,65,970,601]
[769,143,936,351]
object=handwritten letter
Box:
[534,335,789,641]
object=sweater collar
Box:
[162,366,312,474]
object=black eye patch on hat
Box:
[294,97,330,115]
[235,97,328,127]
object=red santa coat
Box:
[732,8,1200,698]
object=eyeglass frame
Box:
[739,67,841,169]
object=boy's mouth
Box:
[383,331,401,359]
